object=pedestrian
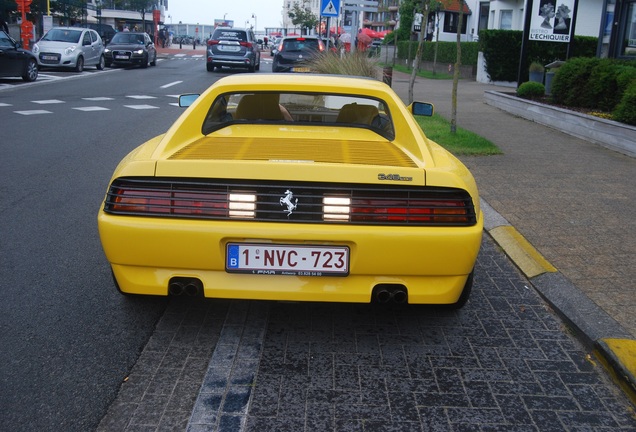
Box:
[123,25,129,32]
[159,27,166,48]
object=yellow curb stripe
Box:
[601,339,636,377]
[489,226,557,278]
[596,338,636,405]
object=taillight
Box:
[208,39,219,46]
[106,183,257,219]
[350,199,469,223]
[240,41,253,48]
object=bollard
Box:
[382,66,393,87]
[179,40,182,49]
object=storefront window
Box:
[622,1,636,56]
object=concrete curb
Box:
[481,198,636,404]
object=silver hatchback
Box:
[33,27,105,72]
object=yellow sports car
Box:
[98,74,483,307]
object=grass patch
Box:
[416,114,502,156]
[386,63,454,80]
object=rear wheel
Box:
[206,62,214,72]
[74,56,84,72]
[22,59,38,82]
[96,54,105,70]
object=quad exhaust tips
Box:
[168,278,203,297]
[372,285,408,304]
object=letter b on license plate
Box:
[226,243,349,276]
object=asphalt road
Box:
[0,59,218,431]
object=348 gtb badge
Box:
[97,74,483,307]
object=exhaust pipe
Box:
[168,277,203,297]
[372,285,408,304]
[168,281,185,296]
[184,280,203,296]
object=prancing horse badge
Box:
[280,189,298,216]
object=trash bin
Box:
[544,60,565,96]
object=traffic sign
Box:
[321,0,340,17]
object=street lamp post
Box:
[251,13,257,33]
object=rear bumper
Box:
[99,212,483,304]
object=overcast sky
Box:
[166,0,286,31]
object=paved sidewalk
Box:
[387,69,636,394]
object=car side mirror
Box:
[409,102,434,117]
[179,94,199,107]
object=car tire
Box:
[150,52,157,66]
[248,63,255,73]
[206,62,214,72]
[97,54,105,70]
[142,54,149,68]
[75,56,84,72]
[22,59,38,82]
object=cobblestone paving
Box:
[99,236,636,431]
[243,236,636,431]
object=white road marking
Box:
[83,97,115,101]
[15,110,53,115]
[126,95,157,99]
[124,104,159,110]
[73,106,110,112]
[32,99,64,104]
[161,81,183,89]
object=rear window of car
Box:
[282,38,321,52]
[212,30,247,42]
[201,92,394,139]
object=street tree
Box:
[287,0,318,35]
[450,0,465,134]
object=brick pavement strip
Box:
[234,235,636,431]
[97,235,636,431]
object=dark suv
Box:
[206,27,260,72]
[272,36,325,73]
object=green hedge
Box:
[396,40,479,66]
[550,57,636,125]
[479,30,598,82]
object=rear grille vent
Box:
[103,178,477,226]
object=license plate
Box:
[292,67,310,72]
[226,243,349,276]
[219,45,240,52]
[42,55,57,61]
[115,55,129,59]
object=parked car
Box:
[32,27,105,72]
[0,30,38,82]
[272,36,325,73]
[97,74,483,307]
[104,32,156,68]
[206,27,260,72]
[83,23,117,44]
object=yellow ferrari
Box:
[98,74,483,307]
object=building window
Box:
[621,1,636,56]
[500,10,513,30]
[443,12,468,34]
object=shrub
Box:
[306,51,379,79]
[613,80,636,126]
[517,81,545,100]
[551,57,600,107]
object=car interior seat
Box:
[234,94,285,121]
[336,103,379,125]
